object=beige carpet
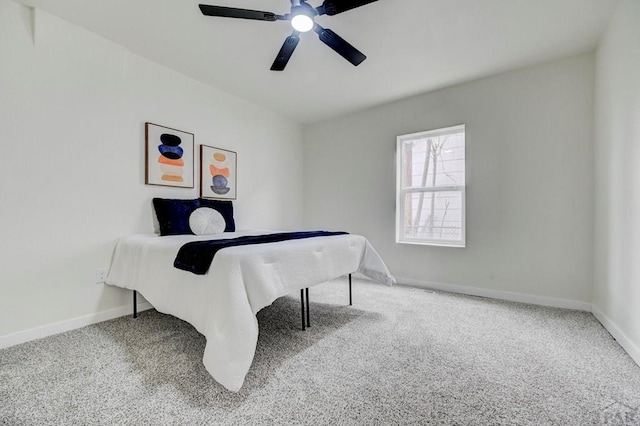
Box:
[1,278,640,425]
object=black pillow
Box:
[199,198,236,232]
[152,198,200,236]
[153,198,236,236]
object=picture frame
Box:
[200,145,237,200]
[145,122,194,188]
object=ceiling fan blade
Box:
[198,4,279,21]
[271,32,300,71]
[314,25,366,66]
[316,0,378,16]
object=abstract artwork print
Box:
[200,145,237,199]
[145,123,194,188]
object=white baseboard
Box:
[0,301,153,350]
[395,276,592,311]
[592,304,640,367]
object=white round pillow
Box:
[189,207,226,235]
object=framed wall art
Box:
[200,145,237,200]
[145,122,194,188]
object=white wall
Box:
[304,54,595,307]
[0,0,303,338]
[593,0,640,364]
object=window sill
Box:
[396,239,466,248]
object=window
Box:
[396,125,466,247]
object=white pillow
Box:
[189,207,226,235]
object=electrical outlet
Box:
[96,267,108,284]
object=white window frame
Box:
[395,124,466,247]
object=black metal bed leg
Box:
[349,274,352,306]
[305,288,310,327]
[133,290,138,319]
[300,289,306,331]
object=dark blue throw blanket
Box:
[174,231,348,275]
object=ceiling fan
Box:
[198,0,378,71]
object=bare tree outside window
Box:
[396,125,465,247]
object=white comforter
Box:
[106,230,394,391]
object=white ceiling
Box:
[16,0,617,124]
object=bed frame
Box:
[132,273,353,331]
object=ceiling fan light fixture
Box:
[291,14,314,32]
[198,0,378,70]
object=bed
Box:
[105,199,394,392]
